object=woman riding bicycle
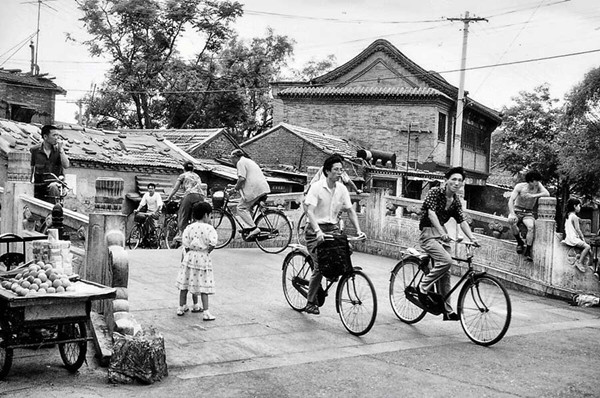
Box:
[303,155,365,315]
[417,166,478,321]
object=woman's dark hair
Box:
[322,154,344,177]
[192,201,212,220]
[444,166,465,180]
[183,161,194,172]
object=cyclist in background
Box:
[30,125,70,204]
[135,183,164,238]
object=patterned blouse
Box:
[418,186,465,230]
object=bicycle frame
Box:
[405,243,484,308]
[220,191,269,230]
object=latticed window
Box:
[462,122,488,153]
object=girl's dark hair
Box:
[564,198,581,222]
[192,201,212,220]
[183,161,194,172]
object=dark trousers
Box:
[306,223,340,305]
[178,193,204,233]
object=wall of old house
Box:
[273,98,452,169]
[190,135,238,160]
[0,82,56,124]
[241,127,331,172]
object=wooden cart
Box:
[0,279,116,379]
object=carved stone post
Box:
[85,177,127,314]
[532,196,556,285]
[1,152,35,255]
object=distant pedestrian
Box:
[176,201,217,321]
[563,198,591,273]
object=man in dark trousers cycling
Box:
[417,166,478,321]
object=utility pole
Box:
[447,11,487,167]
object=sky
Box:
[1,0,600,124]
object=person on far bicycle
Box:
[228,149,270,240]
[30,125,70,204]
[417,166,478,321]
[134,183,164,238]
[303,155,365,315]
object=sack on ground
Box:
[317,234,352,279]
[108,326,168,384]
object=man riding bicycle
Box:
[30,125,70,204]
[134,183,164,240]
[303,155,365,315]
[417,166,478,321]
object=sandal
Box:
[304,303,320,315]
[191,304,204,313]
[203,311,216,321]
[177,305,189,316]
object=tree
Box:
[559,66,600,198]
[292,54,337,81]
[491,84,561,184]
[75,0,242,128]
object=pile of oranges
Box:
[0,261,74,297]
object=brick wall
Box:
[274,98,452,167]
[191,135,237,159]
[0,83,56,124]
[242,127,331,172]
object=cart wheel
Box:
[58,322,87,372]
[0,319,13,380]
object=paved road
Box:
[1,247,600,397]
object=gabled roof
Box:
[123,128,232,153]
[278,86,450,100]
[241,123,361,159]
[0,69,65,94]
[277,39,501,124]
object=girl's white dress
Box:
[564,213,585,247]
[175,222,218,294]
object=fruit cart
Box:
[0,277,116,379]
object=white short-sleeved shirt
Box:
[305,179,352,224]
[237,157,270,202]
[140,192,163,213]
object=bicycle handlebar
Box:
[448,236,480,248]
[43,172,69,188]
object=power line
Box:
[244,9,444,24]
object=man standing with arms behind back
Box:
[508,170,550,261]
[30,125,70,204]
[229,149,270,239]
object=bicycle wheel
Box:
[210,209,235,249]
[389,260,427,324]
[58,321,87,372]
[336,270,377,336]
[127,224,142,250]
[296,212,307,245]
[255,210,293,254]
[282,251,313,311]
[0,319,13,380]
[458,274,511,346]
[163,218,180,249]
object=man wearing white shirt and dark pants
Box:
[303,155,364,315]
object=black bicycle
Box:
[210,190,293,254]
[127,211,160,250]
[388,239,511,346]
[281,234,377,336]
[161,200,180,249]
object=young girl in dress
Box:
[564,198,591,273]
[176,201,217,320]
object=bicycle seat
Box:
[405,247,431,274]
[255,193,268,204]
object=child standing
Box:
[564,198,591,273]
[175,201,217,320]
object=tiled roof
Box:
[123,128,225,152]
[278,86,449,100]
[243,123,361,159]
[0,119,189,169]
[0,69,65,93]
[196,158,301,185]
